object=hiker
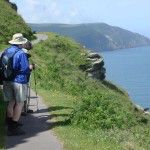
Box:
[2,33,34,136]
[22,41,35,115]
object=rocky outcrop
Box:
[86,53,106,80]
[79,52,106,80]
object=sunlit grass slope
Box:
[0,0,34,44]
[31,32,150,149]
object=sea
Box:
[102,46,150,109]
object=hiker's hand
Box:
[29,64,35,70]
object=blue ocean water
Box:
[102,46,150,108]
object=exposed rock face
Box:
[86,53,106,80]
[79,53,106,80]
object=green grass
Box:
[0,0,34,44]
[30,32,150,149]
[38,89,150,150]
[0,44,8,52]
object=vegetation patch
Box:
[39,89,150,150]
[30,33,150,149]
[0,0,34,44]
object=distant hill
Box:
[0,0,33,44]
[29,23,150,51]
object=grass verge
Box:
[38,89,150,150]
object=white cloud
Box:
[10,0,81,23]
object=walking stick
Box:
[24,83,30,111]
[33,69,39,112]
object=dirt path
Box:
[5,34,63,150]
[32,33,48,45]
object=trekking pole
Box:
[27,82,31,111]
[23,82,30,115]
[33,69,39,112]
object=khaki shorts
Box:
[3,81,27,102]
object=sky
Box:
[10,0,150,37]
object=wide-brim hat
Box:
[9,33,28,45]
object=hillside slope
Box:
[31,33,150,149]
[29,23,150,51]
[0,0,33,44]
[32,33,149,129]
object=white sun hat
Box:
[9,33,28,45]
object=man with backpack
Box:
[0,33,34,136]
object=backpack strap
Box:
[12,49,20,58]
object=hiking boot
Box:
[7,121,25,136]
[21,112,27,116]
[5,117,23,127]
[7,127,25,136]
